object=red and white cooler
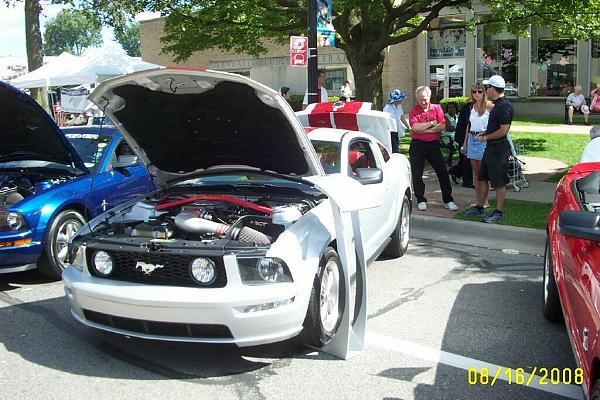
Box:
[296,101,395,152]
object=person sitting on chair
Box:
[566,85,590,125]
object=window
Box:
[324,68,347,95]
[348,140,377,177]
[530,27,577,97]
[427,16,466,59]
[312,140,341,174]
[590,40,600,93]
[377,143,390,162]
[476,22,518,96]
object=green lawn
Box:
[509,132,588,166]
[454,199,552,230]
[401,132,587,166]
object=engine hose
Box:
[157,194,272,214]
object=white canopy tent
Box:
[10,44,161,89]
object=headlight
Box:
[238,257,293,284]
[189,257,216,285]
[92,251,113,276]
[0,212,28,231]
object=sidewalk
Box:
[414,155,563,218]
[511,123,591,134]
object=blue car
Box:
[0,81,152,278]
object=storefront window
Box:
[325,68,347,95]
[427,17,466,59]
[590,40,600,93]
[530,27,577,97]
[476,23,518,96]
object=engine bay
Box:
[0,173,71,207]
[89,191,322,249]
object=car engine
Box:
[91,192,320,248]
[0,174,71,207]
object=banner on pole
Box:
[316,0,335,47]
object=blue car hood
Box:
[0,81,88,173]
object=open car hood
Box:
[89,67,321,187]
[0,81,88,172]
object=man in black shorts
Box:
[475,75,513,223]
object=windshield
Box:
[64,133,112,172]
[312,140,341,174]
[174,172,313,191]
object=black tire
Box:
[301,247,346,347]
[38,210,86,279]
[591,378,600,400]
[543,237,563,322]
[384,195,410,258]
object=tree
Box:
[43,9,102,56]
[80,0,600,108]
[114,22,141,57]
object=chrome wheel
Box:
[320,258,341,334]
[54,218,82,268]
[400,200,410,250]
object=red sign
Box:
[430,79,438,87]
[290,36,308,67]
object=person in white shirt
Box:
[302,69,329,109]
[581,125,600,163]
[566,85,590,125]
[340,80,353,100]
[383,89,410,153]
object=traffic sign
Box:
[290,36,308,67]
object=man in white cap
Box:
[475,75,513,223]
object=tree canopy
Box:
[114,22,141,57]
[43,9,103,56]
[79,0,600,108]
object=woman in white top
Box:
[383,89,410,153]
[463,83,494,216]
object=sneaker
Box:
[585,121,590,126]
[567,121,573,125]
[465,206,484,216]
[444,201,458,211]
[483,209,504,224]
[417,202,427,211]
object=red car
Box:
[544,162,600,399]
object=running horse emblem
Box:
[135,261,165,275]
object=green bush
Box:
[439,96,470,111]
[289,94,304,111]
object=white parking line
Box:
[367,332,584,400]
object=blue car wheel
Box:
[38,210,86,279]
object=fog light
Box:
[92,251,113,276]
[190,257,216,285]
[257,258,284,282]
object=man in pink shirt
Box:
[408,86,457,211]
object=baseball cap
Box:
[482,75,506,89]
[280,86,290,95]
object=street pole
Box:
[307,0,318,105]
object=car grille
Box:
[83,309,233,339]
[87,250,227,288]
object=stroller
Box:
[507,135,530,192]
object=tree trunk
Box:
[25,0,48,111]
[345,48,386,110]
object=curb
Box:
[410,214,546,255]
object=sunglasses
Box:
[472,89,484,94]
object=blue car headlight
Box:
[237,257,293,284]
[0,211,28,232]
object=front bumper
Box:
[62,265,307,347]
[0,229,41,273]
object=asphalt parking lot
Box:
[0,217,583,400]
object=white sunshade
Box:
[9,44,161,89]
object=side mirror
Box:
[558,210,600,242]
[355,168,383,185]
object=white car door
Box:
[343,136,394,259]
